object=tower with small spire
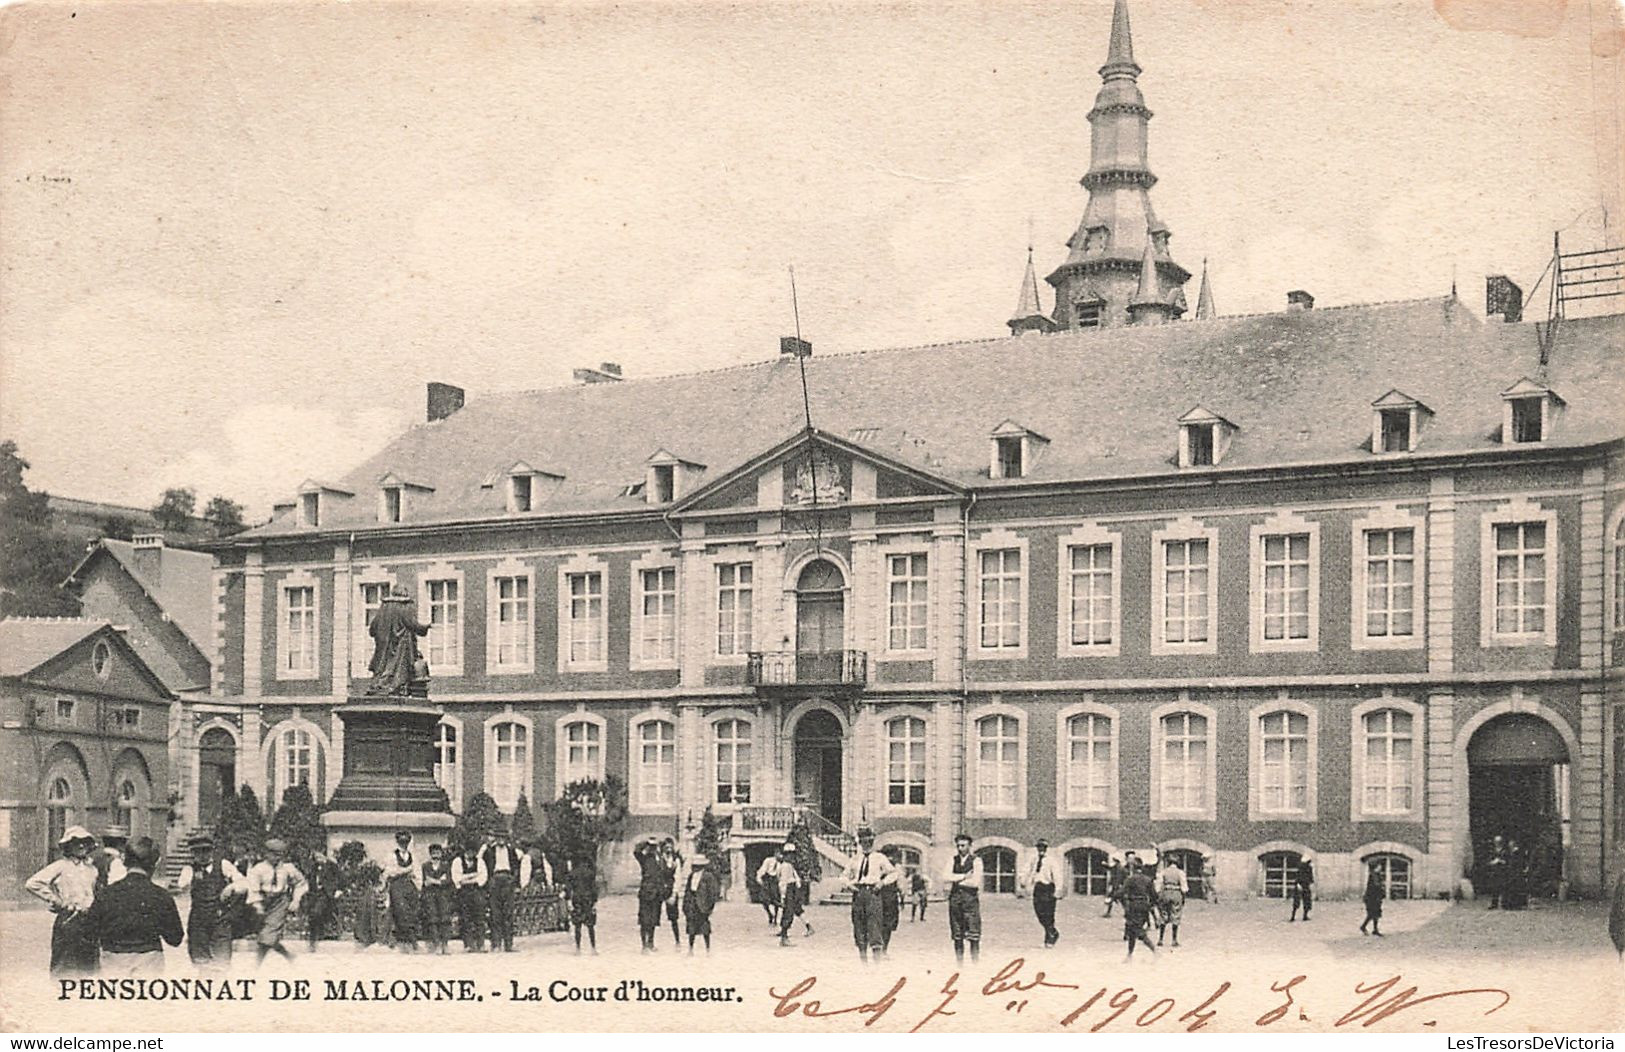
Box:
[1044,0,1190,330]
[1007,247,1058,336]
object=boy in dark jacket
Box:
[1360,868,1386,936]
[682,854,721,955]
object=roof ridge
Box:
[1,616,107,624]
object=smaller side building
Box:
[0,619,175,898]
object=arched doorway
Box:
[1467,713,1569,897]
[197,727,237,829]
[792,708,843,827]
[795,560,845,681]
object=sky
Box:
[1,0,1620,518]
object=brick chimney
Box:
[131,533,163,587]
[427,382,465,422]
[1286,290,1315,312]
[572,362,624,384]
[780,337,812,358]
[1486,275,1523,323]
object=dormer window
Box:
[651,464,675,503]
[300,492,321,527]
[1370,390,1430,454]
[509,473,533,512]
[1500,379,1563,445]
[292,480,354,528]
[996,436,1023,478]
[1177,407,1236,468]
[988,421,1048,480]
[381,486,403,523]
[1074,303,1103,329]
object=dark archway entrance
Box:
[1467,713,1569,898]
[792,708,843,827]
[198,728,237,829]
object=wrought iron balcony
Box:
[746,649,867,692]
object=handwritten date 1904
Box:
[766,958,1510,1034]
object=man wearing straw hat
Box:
[24,825,101,974]
[246,837,307,965]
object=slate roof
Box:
[242,297,1625,537]
[65,540,215,655]
[0,618,106,678]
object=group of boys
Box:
[25,826,183,976]
[632,837,720,955]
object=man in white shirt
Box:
[755,851,782,927]
[24,826,100,975]
[841,828,898,961]
[481,830,530,952]
[1156,856,1189,948]
[246,837,307,965]
[176,833,247,967]
[942,833,983,963]
[1023,838,1064,947]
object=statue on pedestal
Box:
[366,586,431,696]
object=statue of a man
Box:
[366,586,431,696]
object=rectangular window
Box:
[637,721,676,808]
[492,722,527,810]
[492,575,532,669]
[285,585,317,672]
[716,563,753,656]
[358,580,390,647]
[714,718,751,804]
[978,548,1022,649]
[561,721,602,784]
[122,706,140,729]
[510,474,533,512]
[887,553,929,651]
[1493,522,1548,636]
[1259,711,1310,812]
[300,492,320,527]
[1160,712,1208,811]
[1065,713,1113,811]
[566,572,605,664]
[55,699,74,720]
[1379,409,1411,453]
[995,436,1023,479]
[1074,303,1102,329]
[1162,539,1210,644]
[1068,544,1114,647]
[1261,533,1312,641]
[1362,709,1415,814]
[1510,397,1543,442]
[639,567,677,661]
[651,464,675,503]
[424,579,461,668]
[1364,528,1416,638]
[975,714,1021,810]
[382,487,402,523]
[1186,424,1215,466]
[886,716,927,806]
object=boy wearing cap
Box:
[842,828,897,961]
[24,826,101,975]
[176,833,246,966]
[943,834,983,963]
[87,837,183,976]
[420,843,454,954]
[383,830,422,952]
[682,853,720,955]
[247,837,307,965]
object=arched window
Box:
[1259,710,1310,813]
[1160,711,1209,811]
[268,725,323,808]
[1160,848,1206,899]
[885,716,927,807]
[714,718,752,804]
[1067,847,1111,896]
[881,844,923,884]
[634,719,676,809]
[46,777,73,859]
[116,778,138,837]
[490,720,529,810]
[434,720,461,811]
[978,846,1018,894]
[974,714,1021,812]
[1064,712,1113,812]
[1365,853,1412,900]
[1260,850,1302,899]
[1361,708,1415,813]
[559,719,604,787]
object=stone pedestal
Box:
[321,695,453,858]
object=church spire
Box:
[1128,241,1176,325]
[1042,0,1190,332]
[1195,259,1216,319]
[1007,246,1057,336]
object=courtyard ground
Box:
[2,891,1620,1033]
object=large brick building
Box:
[203,0,1625,901]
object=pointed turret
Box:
[1194,259,1215,320]
[1007,248,1057,336]
[1043,0,1190,331]
[1128,242,1176,325]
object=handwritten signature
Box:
[766,958,1510,1033]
